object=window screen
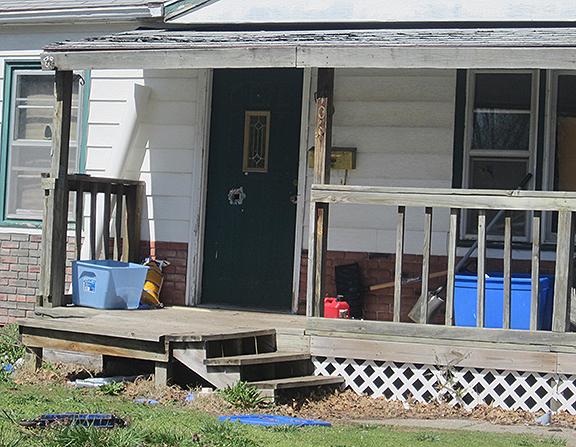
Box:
[5,70,81,220]
[465,72,535,239]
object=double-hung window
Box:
[462,71,538,240]
[1,62,83,224]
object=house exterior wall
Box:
[86,68,205,244]
[173,0,576,24]
[304,68,457,256]
[0,27,118,324]
[86,68,208,306]
[2,60,535,319]
[0,25,205,322]
[77,66,459,312]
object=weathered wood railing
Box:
[38,173,144,307]
[309,184,576,333]
[68,174,144,262]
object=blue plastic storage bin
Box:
[454,274,553,330]
[72,260,148,310]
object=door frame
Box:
[186,68,314,313]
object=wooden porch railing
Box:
[38,174,144,307]
[68,174,144,262]
[309,184,576,333]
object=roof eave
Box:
[40,45,576,72]
[0,4,165,25]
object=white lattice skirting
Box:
[313,356,576,414]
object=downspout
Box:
[80,83,151,260]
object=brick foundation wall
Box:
[298,250,556,322]
[0,233,42,324]
[140,241,188,307]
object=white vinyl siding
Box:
[303,68,457,255]
[85,68,205,243]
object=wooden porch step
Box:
[166,329,276,343]
[249,375,344,391]
[204,351,310,367]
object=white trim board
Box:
[186,68,212,306]
[291,68,313,313]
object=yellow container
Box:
[141,259,170,308]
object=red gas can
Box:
[324,296,350,319]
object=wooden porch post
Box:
[38,70,74,307]
[306,68,334,317]
[552,210,575,332]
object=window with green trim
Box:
[0,62,85,224]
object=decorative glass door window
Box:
[242,111,270,173]
[5,69,82,220]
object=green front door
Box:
[202,69,303,310]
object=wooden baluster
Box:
[125,183,143,263]
[530,211,541,331]
[115,186,124,261]
[477,210,487,328]
[89,183,98,260]
[103,183,112,260]
[503,211,512,329]
[445,208,458,326]
[393,206,405,322]
[419,207,433,324]
[553,210,575,332]
[75,185,84,260]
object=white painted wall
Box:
[1,25,458,256]
[85,68,207,243]
[174,0,576,24]
[303,68,456,256]
[0,24,207,244]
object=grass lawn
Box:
[0,382,566,447]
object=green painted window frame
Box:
[0,61,90,228]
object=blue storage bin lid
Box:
[455,273,553,287]
[73,260,147,269]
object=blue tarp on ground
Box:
[219,414,331,427]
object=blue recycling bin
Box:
[72,260,148,310]
[454,273,554,330]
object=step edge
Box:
[249,375,344,390]
[204,352,311,366]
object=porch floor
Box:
[17,306,329,397]
[18,306,307,344]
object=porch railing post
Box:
[126,181,144,263]
[306,68,334,317]
[38,70,74,308]
[553,210,575,332]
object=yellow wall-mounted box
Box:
[308,147,357,170]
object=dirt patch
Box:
[13,361,95,385]
[123,377,189,403]
[273,388,576,429]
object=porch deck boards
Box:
[19,306,307,343]
[17,306,576,377]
